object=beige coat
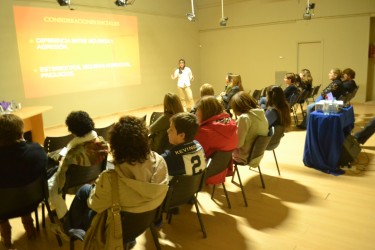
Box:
[88,152,169,213]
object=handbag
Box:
[84,170,123,250]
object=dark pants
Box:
[64,184,97,232]
[354,118,375,144]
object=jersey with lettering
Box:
[161,140,206,176]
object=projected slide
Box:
[13,6,141,98]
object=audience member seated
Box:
[231,91,269,165]
[298,68,344,129]
[0,114,47,248]
[149,93,184,154]
[161,112,206,177]
[191,83,215,114]
[354,118,375,145]
[194,96,238,184]
[298,68,313,92]
[53,116,169,248]
[283,73,299,103]
[218,73,233,99]
[264,86,292,128]
[341,68,358,94]
[48,111,109,230]
[221,74,244,113]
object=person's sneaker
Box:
[68,229,85,241]
[125,239,137,250]
[50,223,70,242]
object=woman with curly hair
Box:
[56,116,169,248]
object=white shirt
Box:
[171,67,194,88]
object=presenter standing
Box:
[171,59,194,111]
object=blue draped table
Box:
[303,106,354,172]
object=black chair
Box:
[288,92,301,125]
[62,159,107,197]
[306,84,321,104]
[0,175,63,247]
[69,207,162,250]
[95,123,115,141]
[298,89,312,119]
[140,114,147,124]
[149,112,164,126]
[266,125,285,175]
[232,129,274,207]
[162,171,207,238]
[205,151,233,209]
[44,134,74,153]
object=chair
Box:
[231,128,274,207]
[266,125,285,175]
[95,123,115,141]
[121,209,161,250]
[0,175,63,246]
[44,134,74,153]
[62,159,107,197]
[140,114,147,124]
[69,208,162,250]
[205,151,233,209]
[162,171,207,238]
[288,92,301,125]
[298,89,312,119]
[149,111,164,126]
[306,84,321,104]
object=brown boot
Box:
[21,214,36,240]
[0,220,12,248]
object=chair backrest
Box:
[140,114,147,124]
[246,128,274,165]
[44,134,74,153]
[95,123,115,141]
[205,151,233,180]
[298,89,311,104]
[121,208,158,243]
[288,92,301,108]
[0,175,48,220]
[63,159,107,195]
[266,125,285,151]
[163,171,205,210]
[149,112,164,126]
[311,84,321,97]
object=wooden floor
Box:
[2,102,375,250]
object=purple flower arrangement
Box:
[0,101,12,112]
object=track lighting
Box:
[115,0,135,7]
[220,0,228,26]
[57,0,74,10]
[303,0,315,20]
[187,0,196,22]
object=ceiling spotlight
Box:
[187,13,196,22]
[57,0,74,10]
[220,17,228,26]
[303,0,315,20]
[220,0,228,26]
[187,0,196,22]
[57,0,69,6]
[115,0,135,7]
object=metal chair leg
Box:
[221,183,231,209]
[193,197,207,238]
[232,164,248,207]
[273,150,281,175]
[257,165,266,189]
